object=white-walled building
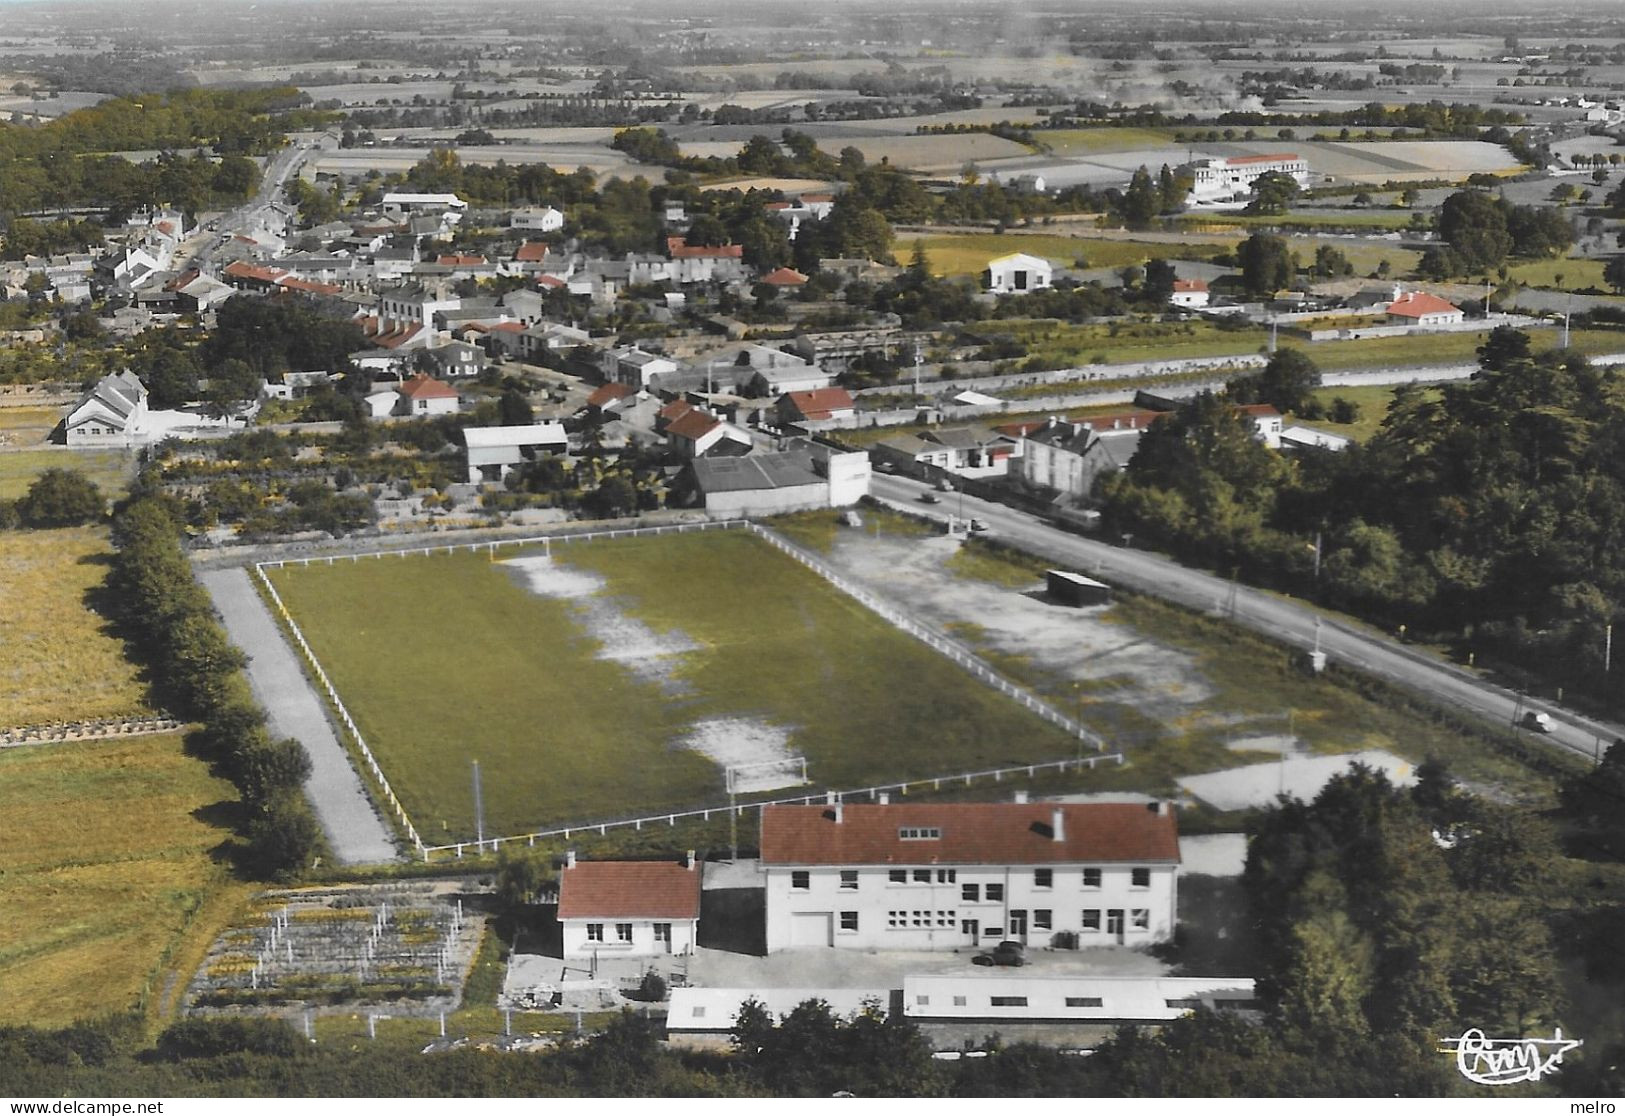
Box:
[61,370,149,446]
[1170,278,1210,309]
[462,423,568,483]
[378,283,460,330]
[1184,153,1310,203]
[557,853,702,959]
[396,374,460,416]
[510,206,565,232]
[985,253,1053,295]
[1385,289,1464,327]
[760,800,1180,953]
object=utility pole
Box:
[1606,623,1613,674]
[912,341,923,404]
[1312,530,1322,581]
[471,759,485,854]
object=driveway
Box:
[200,566,399,865]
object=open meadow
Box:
[0,527,152,727]
[0,448,132,501]
[265,530,1082,842]
[0,733,250,1029]
[903,232,1230,277]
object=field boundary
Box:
[256,518,1122,862]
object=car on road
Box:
[972,941,1027,967]
[1521,711,1554,734]
[969,519,990,533]
[935,478,953,492]
[919,492,940,504]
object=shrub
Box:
[15,468,104,527]
[156,1018,301,1061]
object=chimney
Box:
[878,791,890,805]
[835,802,844,824]
[1013,789,1029,804]
[565,849,576,869]
[1392,282,1403,303]
[686,849,696,871]
[825,790,836,805]
[1051,807,1065,842]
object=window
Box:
[913,869,932,883]
[953,995,967,1007]
[916,995,930,1006]
[840,870,858,890]
[936,910,957,927]
[1034,909,1053,930]
[654,923,671,943]
[1166,998,1203,1010]
[1034,868,1053,889]
[937,869,956,884]
[899,826,941,840]
[962,883,980,903]
[840,911,859,932]
[983,925,1003,936]
[692,1006,706,1018]
[912,910,929,927]
[1066,997,1104,1008]
[1132,909,1150,930]
[791,871,810,891]
[1082,909,1101,932]
[1082,868,1101,889]
[990,996,1029,1007]
[986,883,1004,902]
[586,923,604,942]
[888,910,906,928]
[889,869,907,884]
[1131,868,1151,889]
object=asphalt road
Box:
[872,473,1623,765]
[201,567,399,865]
[190,143,310,270]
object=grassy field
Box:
[982,319,1269,381]
[1038,127,1178,155]
[0,448,133,500]
[267,531,1081,841]
[903,233,1228,277]
[1177,211,1415,232]
[1298,381,1443,443]
[1506,258,1612,292]
[0,733,250,1029]
[0,527,152,726]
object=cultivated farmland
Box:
[0,733,249,1028]
[265,530,1082,841]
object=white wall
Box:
[561,918,696,958]
[764,863,1177,953]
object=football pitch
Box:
[265,529,1082,842]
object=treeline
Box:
[1038,99,1522,138]
[1,150,260,236]
[109,493,322,878]
[1100,330,1625,705]
[1425,188,1574,278]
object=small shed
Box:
[1046,570,1111,607]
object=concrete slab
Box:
[1178,833,1249,877]
[1176,749,1416,812]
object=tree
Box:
[1311,244,1352,279]
[1439,189,1512,273]
[15,468,103,527]
[245,793,320,879]
[1604,255,1625,294]
[497,387,533,426]
[1229,348,1322,414]
[1246,170,1301,215]
[234,737,313,810]
[1119,166,1161,226]
[1237,232,1293,296]
[1142,258,1177,303]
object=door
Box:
[1107,909,1125,945]
[962,918,979,941]
[654,923,672,954]
[790,912,834,948]
[1008,909,1028,944]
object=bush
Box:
[637,971,668,1002]
[15,468,104,527]
[155,1018,301,1061]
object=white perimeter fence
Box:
[254,518,1122,862]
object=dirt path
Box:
[200,567,399,865]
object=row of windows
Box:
[583,922,673,942]
[789,868,1153,891]
[914,995,1238,1010]
[886,910,958,928]
[844,908,1153,937]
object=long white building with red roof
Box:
[1185,153,1311,202]
[759,799,1180,953]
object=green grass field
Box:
[0,448,133,500]
[0,527,153,726]
[1177,211,1415,232]
[267,531,1081,841]
[902,233,1228,277]
[1506,258,1613,293]
[0,733,250,1028]
[1038,127,1178,155]
[1299,382,1442,444]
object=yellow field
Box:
[1039,128,1178,155]
[0,733,250,1028]
[0,448,133,500]
[0,527,152,726]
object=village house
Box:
[557,852,702,959]
[665,236,749,284]
[1170,278,1210,309]
[1385,289,1464,327]
[985,253,1053,295]
[378,284,461,331]
[396,374,460,417]
[760,799,1180,952]
[1019,411,1163,502]
[462,423,569,483]
[59,370,150,446]
[509,206,565,233]
[665,407,753,459]
[604,345,680,389]
[775,387,857,428]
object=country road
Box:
[871,473,1623,765]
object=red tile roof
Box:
[667,408,721,440]
[764,200,793,211]
[588,382,636,408]
[667,236,743,260]
[658,399,694,422]
[781,387,854,420]
[537,275,566,289]
[1172,278,1208,292]
[1386,290,1460,318]
[278,276,342,295]
[557,860,701,920]
[488,320,526,333]
[398,374,457,400]
[514,242,551,262]
[223,261,284,285]
[761,267,808,286]
[437,254,487,266]
[761,802,1180,866]
[1228,153,1300,165]
[1235,403,1282,418]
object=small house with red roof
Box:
[760,267,808,288]
[665,236,749,284]
[557,851,702,958]
[761,798,1180,952]
[1384,289,1463,327]
[396,374,460,417]
[775,387,856,427]
[1169,278,1209,309]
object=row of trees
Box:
[1427,188,1574,278]
[109,493,321,878]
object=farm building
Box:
[462,423,569,483]
[686,440,868,515]
[1385,289,1464,326]
[900,974,1258,1025]
[667,987,887,1046]
[510,206,564,232]
[1046,570,1111,607]
[985,253,1053,295]
[775,387,857,427]
[557,852,702,959]
[59,370,150,446]
[1169,278,1209,309]
[759,800,1180,952]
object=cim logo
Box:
[1438,1028,1582,1086]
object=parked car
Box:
[969,519,990,533]
[1521,711,1554,734]
[972,941,1027,967]
[935,477,953,492]
[919,492,940,504]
